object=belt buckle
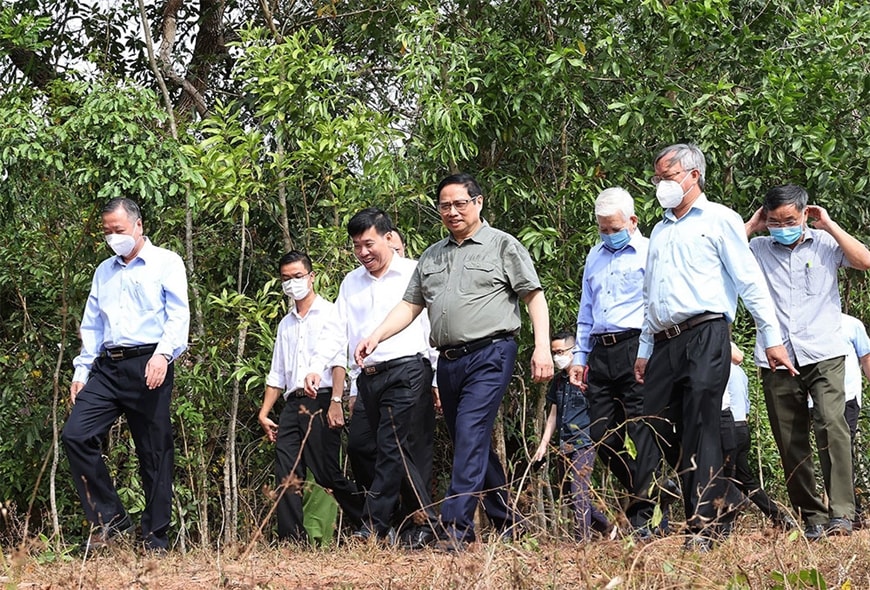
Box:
[443,348,461,361]
[108,349,124,360]
[601,333,617,346]
[664,324,681,339]
[364,365,378,376]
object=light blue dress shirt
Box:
[841,313,870,406]
[749,229,850,368]
[72,239,190,383]
[638,194,782,359]
[574,230,648,366]
[722,363,750,422]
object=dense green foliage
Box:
[2,0,870,548]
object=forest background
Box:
[3,0,870,562]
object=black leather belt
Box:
[653,313,725,343]
[362,354,422,376]
[438,332,514,361]
[592,329,640,347]
[101,343,158,361]
[734,420,747,427]
[287,387,330,398]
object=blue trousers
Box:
[62,354,174,549]
[437,339,519,542]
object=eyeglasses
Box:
[437,196,480,213]
[283,271,312,280]
[551,347,573,356]
[650,168,695,186]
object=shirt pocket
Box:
[129,277,163,312]
[804,265,829,296]
[459,259,496,294]
[420,261,448,302]
[616,268,644,298]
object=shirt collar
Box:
[663,193,709,223]
[447,219,490,246]
[364,251,403,281]
[290,294,327,319]
[112,237,154,267]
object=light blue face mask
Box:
[769,225,803,245]
[600,228,631,251]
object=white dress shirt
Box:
[266,295,342,398]
[312,254,437,389]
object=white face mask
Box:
[553,354,572,371]
[105,233,136,257]
[655,180,685,209]
[282,277,311,300]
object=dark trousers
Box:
[763,356,853,523]
[631,318,738,533]
[845,398,863,516]
[62,355,174,549]
[562,445,610,540]
[348,390,434,528]
[274,388,364,541]
[357,355,435,534]
[720,411,784,520]
[437,339,519,542]
[348,397,376,491]
[585,335,644,497]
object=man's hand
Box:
[70,381,85,405]
[145,353,169,390]
[432,387,442,414]
[530,345,554,383]
[568,365,588,391]
[327,401,345,429]
[258,412,279,443]
[531,444,547,463]
[303,373,321,397]
[806,205,832,232]
[765,344,799,376]
[634,357,648,384]
[745,206,767,237]
[354,337,380,367]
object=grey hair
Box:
[102,197,142,222]
[594,187,635,220]
[654,143,706,190]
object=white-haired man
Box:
[569,187,650,527]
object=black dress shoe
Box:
[825,517,853,536]
[352,525,397,545]
[83,515,134,552]
[400,526,436,550]
[803,523,824,541]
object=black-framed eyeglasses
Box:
[437,196,480,213]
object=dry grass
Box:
[5,518,870,589]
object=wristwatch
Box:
[330,396,343,404]
[162,353,173,362]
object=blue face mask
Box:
[769,225,803,245]
[600,228,631,251]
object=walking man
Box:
[356,172,553,550]
[63,197,189,552]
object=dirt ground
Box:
[5,522,870,589]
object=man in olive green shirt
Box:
[355,173,553,550]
